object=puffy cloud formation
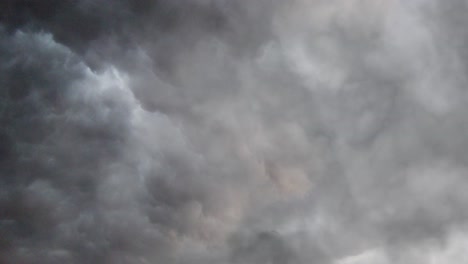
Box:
[1,0,468,263]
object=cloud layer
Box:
[2,0,468,263]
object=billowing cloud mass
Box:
[1,0,468,263]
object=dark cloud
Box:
[1,0,468,263]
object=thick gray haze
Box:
[1,0,468,263]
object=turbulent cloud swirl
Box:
[1,0,468,263]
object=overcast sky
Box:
[1,0,468,263]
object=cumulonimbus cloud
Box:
[1,0,468,263]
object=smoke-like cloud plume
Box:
[2,0,468,263]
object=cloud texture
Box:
[2,0,468,263]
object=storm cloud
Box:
[1,0,468,263]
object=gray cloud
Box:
[1,0,468,263]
